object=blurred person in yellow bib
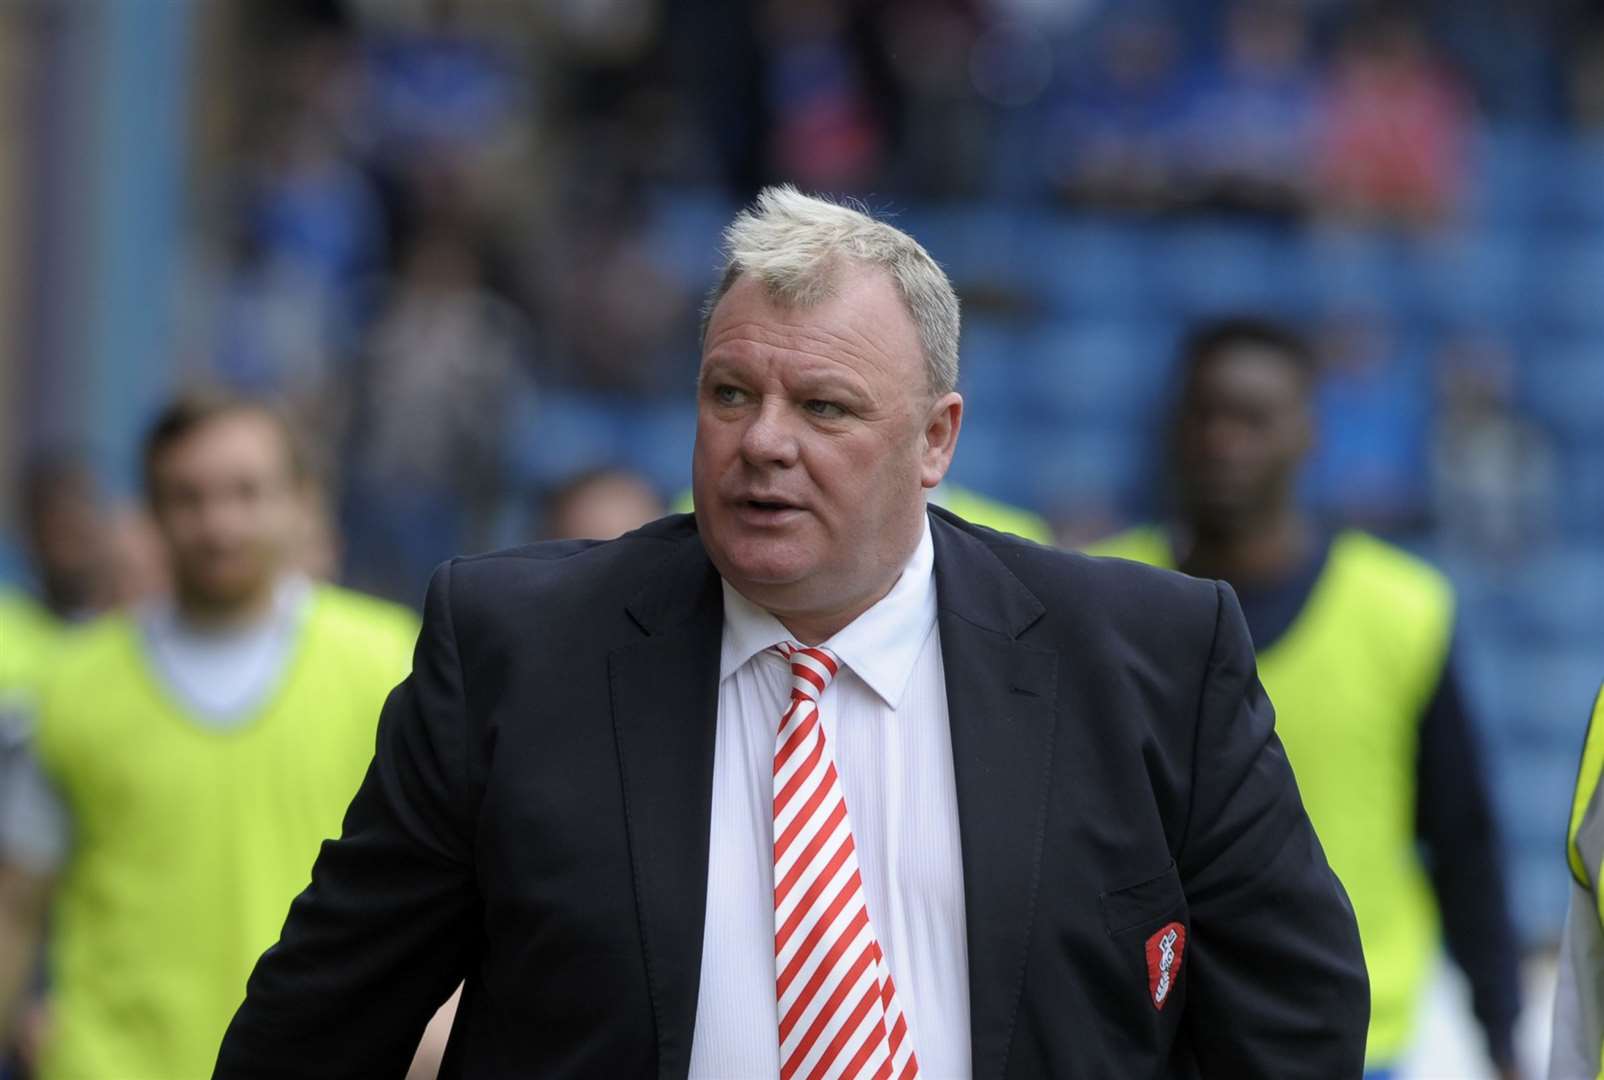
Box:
[1551,683,1604,1078]
[1086,317,1524,1080]
[0,392,420,1080]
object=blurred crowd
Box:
[146,0,1602,604]
[2,0,1604,1074]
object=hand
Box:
[17,996,50,1071]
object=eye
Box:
[804,399,847,419]
[712,385,747,406]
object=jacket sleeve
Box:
[215,563,479,1078]
[1178,581,1371,1078]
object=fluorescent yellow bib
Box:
[1087,527,1453,1064]
[1566,682,1604,1079]
[32,585,418,1080]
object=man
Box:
[0,393,421,1079]
[1552,681,1604,1078]
[0,452,110,722]
[545,467,667,541]
[1088,318,1522,1079]
[218,187,1367,1077]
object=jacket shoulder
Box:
[436,514,699,639]
[946,512,1222,647]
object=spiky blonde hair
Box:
[701,185,960,395]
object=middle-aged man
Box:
[217,187,1368,1078]
[0,393,423,1079]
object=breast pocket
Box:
[1100,861,1190,1018]
[1100,860,1185,936]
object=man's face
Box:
[148,413,302,613]
[692,269,961,624]
[26,473,106,614]
[1175,345,1312,531]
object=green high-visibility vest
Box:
[1566,683,1604,1079]
[1086,526,1453,1065]
[32,585,419,1080]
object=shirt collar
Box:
[719,513,937,710]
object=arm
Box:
[1179,581,1370,1079]
[0,741,66,1031]
[215,563,479,1078]
[1413,646,1523,1073]
[0,861,50,1033]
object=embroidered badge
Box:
[1144,922,1187,1010]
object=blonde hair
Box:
[701,185,961,395]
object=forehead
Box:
[155,412,293,475]
[702,269,924,384]
[1185,345,1309,410]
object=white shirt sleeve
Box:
[1551,881,1604,1080]
[0,741,70,876]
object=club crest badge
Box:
[1144,922,1187,1011]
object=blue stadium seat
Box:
[1529,237,1604,333]
[1018,319,1179,424]
[1023,423,1153,513]
[893,201,1032,296]
[944,418,1036,508]
[507,389,630,488]
[1032,217,1158,316]
[1519,340,1604,446]
[1539,135,1604,230]
[957,316,1027,416]
[643,188,738,291]
[1156,223,1309,319]
[1405,229,1530,330]
[623,400,698,495]
[1302,228,1411,318]
[1462,127,1547,230]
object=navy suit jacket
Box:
[216,508,1368,1078]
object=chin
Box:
[710,536,816,590]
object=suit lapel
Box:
[930,509,1059,1080]
[610,535,724,1080]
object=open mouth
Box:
[746,499,794,512]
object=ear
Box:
[919,391,964,489]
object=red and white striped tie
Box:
[770,642,919,1080]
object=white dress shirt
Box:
[688,516,972,1080]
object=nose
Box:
[739,397,800,469]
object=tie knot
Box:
[770,642,841,700]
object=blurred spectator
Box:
[1316,8,1472,227]
[758,0,893,193]
[543,467,665,541]
[1567,15,1604,129]
[340,214,532,602]
[874,1,990,197]
[538,194,694,394]
[1430,333,1557,558]
[1553,684,1604,1079]
[1085,317,1525,1079]
[1048,6,1194,213]
[0,391,422,1078]
[18,454,111,622]
[1179,0,1319,219]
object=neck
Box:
[774,573,900,646]
[1178,507,1312,588]
[173,577,282,631]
